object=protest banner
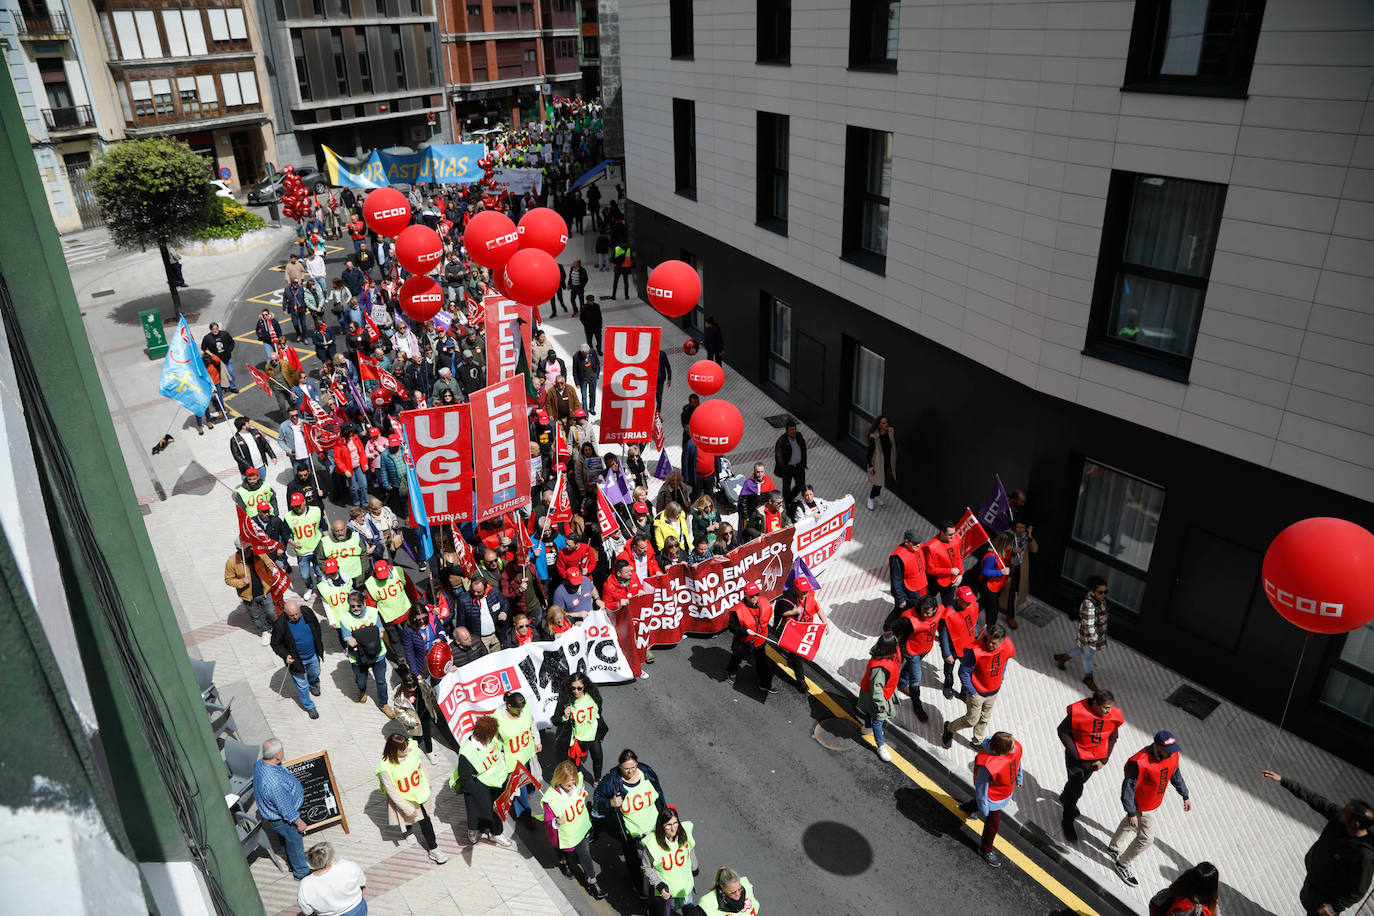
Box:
[790,496,856,576]
[398,404,472,524]
[469,375,530,520]
[489,168,544,195]
[493,762,540,823]
[322,143,484,188]
[599,327,660,443]
[485,297,532,383]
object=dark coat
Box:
[591,761,666,842]
[773,431,808,475]
[580,299,602,331]
[270,610,324,674]
[229,428,277,472]
[1281,777,1374,911]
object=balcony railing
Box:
[43,104,94,131]
[18,9,71,37]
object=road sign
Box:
[426,111,436,124]
[218,166,231,180]
[141,309,168,359]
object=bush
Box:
[191,195,267,239]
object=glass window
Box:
[1124,0,1266,96]
[842,127,891,270]
[331,28,348,95]
[847,341,884,443]
[239,71,259,105]
[196,74,219,111]
[112,11,142,59]
[1321,622,1374,727]
[222,70,243,106]
[669,0,693,59]
[849,0,899,70]
[767,296,792,392]
[1061,460,1165,613]
[757,0,790,63]
[227,8,247,39]
[389,26,407,90]
[757,111,788,230]
[672,97,696,196]
[355,28,373,92]
[293,32,312,100]
[151,78,173,115]
[135,10,162,57]
[178,75,199,113]
[129,79,153,117]
[183,11,207,55]
[162,10,188,56]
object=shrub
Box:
[191,195,267,239]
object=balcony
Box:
[18,8,71,38]
[42,104,95,132]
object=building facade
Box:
[254,0,447,168]
[617,0,1374,764]
[577,0,597,97]
[438,0,580,132]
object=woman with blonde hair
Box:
[692,494,720,546]
[297,841,368,915]
[542,760,606,899]
[697,866,761,915]
[375,733,447,864]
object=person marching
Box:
[858,633,902,763]
[375,733,448,864]
[892,596,941,722]
[543,760,607,900]
[725,582,775,693]
[697,867,761,916]
[773,578,828,692]
[962,731,1024,868]
[942,623,1016,750]
[1109,730,1192,887]
[553,672,607,780]
[1054,576,1109,692]
[362,558,412,673]
[938,586,981,699]
[640,808,699,911]
[923,520,964,608]
[1149,862,1220,916]
[884,528,927,632]
[451,715,514,848]
[315,558,353,646]
[339,591,392,717]
[286,492,325,601]
[1058,689,1125,843]
[976,531,1013,630]
[496,691,543,821]
[592,749,668,895]
[316,519,366,588]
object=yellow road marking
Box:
[766,646,1100,916]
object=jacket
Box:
[255,316,284,345]
[1076,593,1109,650]
[270,610,324,674]
[400,625,431,679]
[224,551,275,602]
[449,636,489,670]
[567,264,589,290]
[652,512,691,552]
[1281,777,1374,912]
[572,349,601,385]
[591,761,666,842]
[774,431,808,475]
[378,449,405,491]
[543,383,582,425]
[332,434,368,475]
[229,428,277,472]
[579,299,602,330]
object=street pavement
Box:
[66,209,1374,916]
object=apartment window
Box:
[177,75,199,113]
[151,78,174,115]
[846,340,884,444]
[388,26,407,89]
[766,295,792,392]
[524,48,536,62]
[1086,171,1226,379]
[555,37,576,57]
[1124,0,1266,97]
[330,29,348,95]
[312,0,326,17]
[337,0,350,16]
[195,73,218,113]
[842,126,892,272]
[1062,460,1164,613]
[583,35,599,59]
[849,0,899,71]
[757,111,788,232]
[757,0,789,64]
[162,10,188,56]
[356,27,373,92]
[227,8,247,39]
[672,98,696,198]
[207,8,230,40]
[182,11,207,55]
[128,80,153,117]
[1322,622,1374,728]
[669,0,692,59]
[424,25,437,83]
[519,1,532,13]
[293,32,312,100]
[466,3,482,16]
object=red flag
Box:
[511,510,532,557]
[449,522,475,575]
[300,422,321,454]
[549,468,573,523]
[377,365,408,399]
[957,508,992,559]
[364,310,381,344]
[778,618,826,660]
[468,375,531,520]
[599,327,661,443]
[651,411,666,451]
[278,343,303,374]
[357,351,379,382]
[464,288,484,326]
[555,421,569,460]
[236,506,280,555]
[248,364,273,397]
[399,404,472,524]
[329,379,349,410]
[596,486,619,539]
[493,761,541,823]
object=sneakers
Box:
[358,689,369,704]
[874,495,886,506]
[428,848,448,864]
[307,708,319,719]
[896,685,913,697]
[1114,861,1139,887]
[302,589,315,602]
[381,704,396,719]
[487,833,513,849]
[644,650,656,664]
[983,850,1002,868]
[588,882,606,900]
[877,745,892,762]
[467,830,480,845]
[941,727,954,749]
[557,858,572,877]
[260,631,273,646]
[942,685,955,700]
[866,498,875,511]
[405,831,418,846]
[1053,653,1070,670]
[1108,846,1121,864]
[309,685,321,696]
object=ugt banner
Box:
[469,375,531,521]
[322,143,485,188]
[599,326,660,443]
[485,297,533,384]
[398,404,473,524]
[790,495,856,576]
[434,611,634,744]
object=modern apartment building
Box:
[578,0,598,97]
[254,0,447,166]
[617,0,1374,762]
[438,0,580,131]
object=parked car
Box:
[245,166,327,204]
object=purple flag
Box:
[652,450,672,480]
[783,557,821,593]
[976,475,1012,535]
[433,310,452,335]
[346,374,370,415]
[600,468,629,505]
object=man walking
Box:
[285,492,324,601]
[230,417,277,483]
[573,345,600,415]
[277,408,312,473]
[884,528,928,632]
[1054,576,1109,691]
[942,623,1014,750]
[609,241,633,299]
[923,521,964,607]
[773,419,808,507]
[340,591,393,717]
[201,322,237,391]
[270,599,324,719]
[253,738,312,879]
[1259,770,1374,915]
[1108,730,1192,887]
[725,582,774,693]
[580,295,603,355]
[567,258,588,315]
[1058,689,1125,842]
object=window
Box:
[196,73,218,112]
[766,295,792,391]
[1086,172,1226,378]
[757,0,789,64]
[338,0,350,16]
[582,35,599,59]
[182,11,207,55]
[111,11,143,59]
[128,79,153,117]
[849,0,898,70]
[207,8,229,41]
[330,29,348,95]
[356,27,373,92]
[162,10,188,56]
[227,7,247,39]
[1062,460,1165,613]
[842,126,892,272]
[466,3,482,17]
[524,48,536,62]
[222,70,242,106]
[669,0,692,59]
[846,340,884,444]
[388,26,407,89]
[178,75,199,113]
[151,78,173,115]
[1322,622,1374,728]
[135,10,162,57]
[757,111,788,231]
[293,32,312,100]
[672,97,696,197]
[239,71,259,104]
[424,25,437,83]
[555,37,576,57]
[1124,0,1266,97]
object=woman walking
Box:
[592,749,668,894]
[452,715,513,847]
[640,808,699,911]
[297,842,368,916]
[864,415,896,511]
[697,866,761,915]
[553,673,607,780]
[542,760,606,899]
[857,634,902,763]
[374,734,448,864]
[961,730,1024,868]
[1054,576,1109,691]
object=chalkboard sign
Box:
[284,751,349,834]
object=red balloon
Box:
[463,210,520,268]
[502,247,561,306]
[517,207,569,257]
[371,389,392,407]
[395,224,444,276]
[399,274,444,322]
[362,187,411,238]
[489,270,510,297]
[426,641,452,679]
[646,260,702,318]
[1262,517,1374,635]
[683,339,700,356]
[687,359,724,397]
[689,399,744,455]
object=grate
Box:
[763,413,792,428]
[91,289,115,298]
[1017,603,1055,628]
[1166,684,1219,720]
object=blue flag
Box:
[158,316,214,415]
[976,475,1013,536]
[398,427,434,560]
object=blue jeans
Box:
[352,656,388,706]
[863,712,887,748]
[290,654,321,711]
[579,377,597,413]
[347,468,368,507]
[222,358,237,389]
[296,553,319,591]
[338,899,367,916]
[267,817,311,878]
[1065,644,1096,675]
[511,783,534,819]
[242,595,276,634]
[897,652,923,695]
[262,342,277,362]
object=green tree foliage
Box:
[88,138,213,250]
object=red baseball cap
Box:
[369,427,381,438]
[322,557,339,574]
[566,568,583,585]
[795,578,813,592]
[744,582,762,597]
[256,499,271,512]
[633,501,649,514]
[573,408,587,418]
[537,410,550,423]
[956,585,977,603]
[374,559,391,578]
[387,433,401,447]
[289,493,305,507]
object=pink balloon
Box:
[646,260,702,318]
[399,274,444,322]
[686,359,724,397]
[502,248,562,306]
[463,210,520,269]
[517,207,569,257]
[395,224,444,276]
[689,399,744,454]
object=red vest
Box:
[923,535,964,585]
[900,608,941,657]
[986,550,1010,593]
[1129,747,1179,813]
[968,637,1016,694]
[734,598,773,648]
[1066,699,1124,762]
[861,655,901,701]
[943,602,979,656]
[889,545,927,595]
[974,739,1023,802]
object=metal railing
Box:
[42,104,94,131]
[18,9,71,36]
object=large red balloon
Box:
[426,641,452,679]
[1263,518,1374,635]
[687,359,724,397]
[689,399,744,454]
[646,260,702,318]
[362,187,411,238]
[502,248,561,306]
[395,224,444,276]
[399,274,444,322]
[517,207,569,257]
[463,210,520,269]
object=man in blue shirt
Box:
[270,599,324,719]
[252,737,311,879]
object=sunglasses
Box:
[515,624,529,631]
[1094,588,1109,596]
[570,685,584,692]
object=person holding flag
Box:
[451,715,514,848]
[553,673,607,780]
[495,691,543,821]
[158,314,217,430]
[977,531,1013,629]
[774,577,828,693]
[725,582,776,693]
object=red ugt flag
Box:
[599,327,660,443]
[248,363,274,397]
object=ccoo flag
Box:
[159,316,215,415]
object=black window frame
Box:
[672,97,697,199]
[1123,0,1267,99]
[843,336,885,446]
[841,125,891,274]
[582,35,599,59]
[1084,170,1228,382]
[669,0,693,60]
[848,0,899,72]
[757,0,790,65]
[756,110,788,234]
[763,292,792,393]
[1060,458,1167,616]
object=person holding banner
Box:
[376,733,448,864]
[640,808,699,910]
[774,578,829,693]
[543,760,607,900]
[725,582,776,693]
[554,673,608,780]
[697,867,761,916]
[452,715,514,848]
[593,750,668,894]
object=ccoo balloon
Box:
[463,210,520,269]
[362,187,411,238]
[517,207,569,257]
[689,399,744,455]
[395,224,444,276]
[686,359,724,397]
[1262,517,1374,635]
[646,260,702,318]
[502,247,561,306]
[399,274,444,322]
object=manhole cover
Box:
[813,717,860,750]
[763,413,793,428]
[91,289,115,298]
[1017,603,1054,627]
[1166,684,1219,720]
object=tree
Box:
[88,138,213,320]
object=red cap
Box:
[387,433,401,447]
[244,467,260,478]
[256,499,271,512]
[537,410,550,422]
[633,501,649,514]
[369,427,381,438]
[956,585,977,603]
[795,578,813,592]
[573,408,587,418]
[566,568,583,585]
[374,559,391,578]
[744,582,762,596]
[289,493,305,507]
[322,557,339,574]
